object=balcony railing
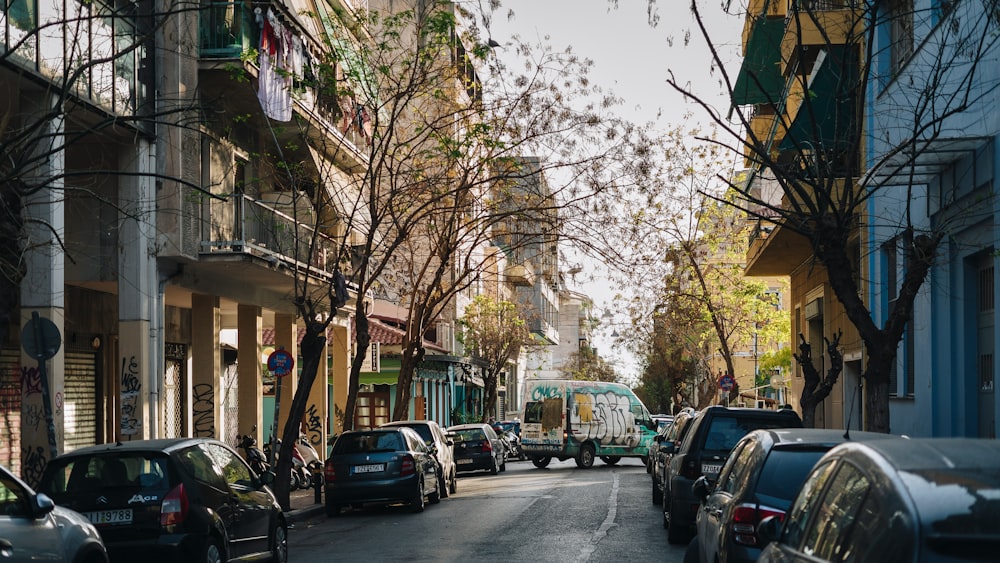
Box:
[202,194,344,280]
[200,1,257,58]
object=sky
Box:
[485,1,745,382]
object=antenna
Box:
[843,376,863,440]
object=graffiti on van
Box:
[529,383,565,401]
[571,390,638,447]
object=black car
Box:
[36,438,287,563]
[664,406,802,544]
[756,437,1000,562]
[652,409,695,500]
[689,428,903,563]
[324,427,442,516]
[448,423,507,474]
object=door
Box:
[0,470,64,562]
[63,349,98,452]
[976,258,995,438]
[355,391,390,429]
[200,443,272,558]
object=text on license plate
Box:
[85,509,133,525]
[457,459,473,464]
[702,464,722,475]
[352,463,385,474]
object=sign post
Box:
[718,373,736,406]
[21,311,62,461]
[266,347,294,465]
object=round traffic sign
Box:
[718,374,736,391]
[267,348,294,377]
[21,314,61,361]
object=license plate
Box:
[457,459,473,464]
[85,509,133,525]
[351,463,385,474]
[702,463,722,475]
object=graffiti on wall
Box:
[120,355,142,436]
[192,383,215,437]
[22,445,46,487]
[304,403,323,447]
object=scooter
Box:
[265,438,310,490]
[295,432,324,486]
[237,427,270,475]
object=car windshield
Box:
[333,432,404,454]
[701,416,797,454]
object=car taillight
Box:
[324,460,336,482]
[482,440,492,452]
[400,454,416,476]
[732,504,785,546]
[680,457,700,479]
[160,483,189,527]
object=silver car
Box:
[380,420,458,497]
[0,463,108,562]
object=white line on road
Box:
[576,471,620,562]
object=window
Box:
[888,0,913,75]
[0,472,29,517]
[802,462,870,560]
[201,443,253,487]
[781,460,838,549]
[717,441,754,495]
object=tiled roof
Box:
[260,318,447,353]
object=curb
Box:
[286,503,325,524]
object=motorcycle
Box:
[503,429,526,461]
[265,438,312,490]
[237,427,270,476]
[295,432,324,487]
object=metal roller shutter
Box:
[63,349,98,452]
[0,349,21,472]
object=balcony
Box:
[505,263,536,286]
[199,2,257,59]
[780,0,864,73]
[202,193,347,285]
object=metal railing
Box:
[202,194,344,279]
[199,1,257,58]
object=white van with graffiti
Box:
[520,379,658,469]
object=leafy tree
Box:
[563,346,620,383]
[458,295,530,421]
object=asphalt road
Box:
[289,456,688,562]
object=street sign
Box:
[21,314,61,361]
[267,348,294,377]
[718,373,736,391]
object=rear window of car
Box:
[452,429,486,442]
[402,425,433,443]
[41,453,172,496]
[333,432,404,454]
[701,415,800,454]
[755,448,829,509]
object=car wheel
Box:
[662,497,670,529]
[411,478,426,513]
[270,522,288,563]
[490,456,499,475]
[652,476,663,505]
[601,456,621,465]
[640,455,649,467]
[429,474,442,505]
[325,498,341,517]
[438,471,449,499]
[646,457,653,473]
[575,444,595,469]
[667,499,689,544]
[204,537,224,563]
[531,456,551,468]
[500,456,507,472]
[449,471,458,495]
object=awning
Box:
[361,357,399,386]
[779,46,858,152]
[732,16,785,106]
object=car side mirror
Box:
[662,443,675,454]
[32,493,56,518]
[692,475,710,502]
[758,515,783,544]
[259,471,276,487]
[446,439,454,446]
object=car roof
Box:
[755,428,904,449]
[54,437,220,458]
[381,420,438,427]
[448,423,489,430]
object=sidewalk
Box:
[285,486,325,524]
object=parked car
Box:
[324,427,441,516]
[647,414,675,473]
[664,406,802,544]
[36,438,287,563]
[0,462,109,563]
[448,423,507,474]
[651,408,695,485]
[756,437,1000,563]
[688,428,904,563]
[380,420,458,498]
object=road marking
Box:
[576,471,619,562]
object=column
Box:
[118,139,156,440]
[19,98,65,485]
[191,294,221,438]
[237,304,263,444]
[330,323,350,434]
[273,313,298,440]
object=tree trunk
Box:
[393,345,420,421]
[271,324,325,511]
[342,311,370,432]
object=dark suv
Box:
[663,406,802,544]
[36,438,287,563]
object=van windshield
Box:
[524,402,544,423]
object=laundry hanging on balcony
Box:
[255,7,305,122]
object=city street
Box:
[289,457,688,562]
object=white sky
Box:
[486,0,745,381]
